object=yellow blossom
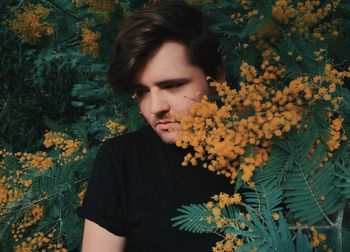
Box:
[272,212,279,221]
[212,207,221,217]
[175,61,349,186]
[105,119,127,137]
[81,27,101,58]
[8,4,53,43]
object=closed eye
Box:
[131,78,190,98]
[162,83,183,89]
[160,79,190,89]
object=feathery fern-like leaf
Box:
[283,127,344,224]
[296,229,313,252]
[238,3,271,40]
[243,184,283,213]
[234,208,298,252]
[335,161,350,200]
[171,204,218,234]
[255,138,293,187]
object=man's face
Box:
[134,41,211,144]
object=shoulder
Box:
[90,125,157,175]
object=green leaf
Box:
[283,126,344,224]
[296,229,312,252]
[255,138,293,187]
[243,184,283,213]
[335,161,350,199]
[233,207,299,252]
[171,204,218,234]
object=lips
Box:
[156,119,175,125]
[156,121,179,131]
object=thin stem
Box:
[17,0,26,8]
[295,144,333,225]
[288,225,335,230]
[43,0,80,20]
[0,216,15,240]
[335,207,344,252]
[0,177,88,216]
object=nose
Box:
[149,91,170,117]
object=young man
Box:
[77,1,234,251]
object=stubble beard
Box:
[154,124,181,144]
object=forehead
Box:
[135,41,195,86]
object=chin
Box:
[152,122,181,144]
[156,129,180,144]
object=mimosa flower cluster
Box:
[72,0,116,12]
[88,0,116,13]
[310,226,327,248]
[11,204,44,242]
[14,230,67,252]
[272,0,341,41]
[81,27,101,58]
[0,174,23,215]
[204,191,281,252]
[8,4,54,43]
[212,232,244,252]
[105,119,127,139]
[43,131,86,164]
[0,132,87,216]
[175,62,350,184]
[211,211,281,252]
[204,192,243,251]
[72,0,116,21]
[78,185,87,205]
[327,117,346,151]
[0,129,88,251]
[18,151,53,170]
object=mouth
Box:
[156,122,179,131]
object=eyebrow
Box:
[132,78,192,89]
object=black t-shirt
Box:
[76,125,236,251]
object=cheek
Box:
[139,101,148,116]
[185,81,210,101]
[173,84,208,111]
[172,97,196,115]
[190,78,210,96]
[199,82,211,96]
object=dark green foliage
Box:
[254,139,293,187]
[2,0,350,251]
[279,34,325,78]
[310,101,331,145]
[0,24,83,151]
[172,1,350,249]
[238,3,272,40]
[243,184,283,213]
[335,161,350,200]
[283,125,344,225]
[71,79,146,140]
[171,204,219,234]
[171,204,314,252]
[295,229,313,252]
[233,208,298,252]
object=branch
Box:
[295,144,334,225]
[289,225,335,230]
[43,0,80,20]
[0,177,88,217]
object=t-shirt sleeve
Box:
[76,139,127,236]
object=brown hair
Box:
[107,0,222,95]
